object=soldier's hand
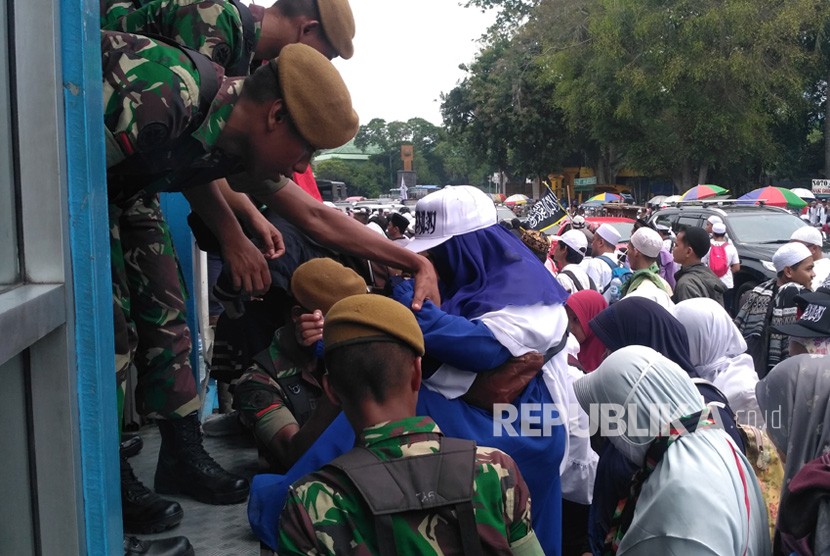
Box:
[247,211,285,260]
[411,255,441,311]
[295,310,324,347]
[222,236,271,296]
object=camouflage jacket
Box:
[101,0,264,75]
[277,417,544,555]
[103,30,251,194]
[235,326,323,433]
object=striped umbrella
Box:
[586,192,622,202]
[736,186,807,209]
[680,184,728,200]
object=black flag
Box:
[525,188,567,231]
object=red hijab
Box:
[565,290,608,372]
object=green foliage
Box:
[314,159,386,198]
[443,0,830,190]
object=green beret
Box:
[317,0,355,60]
[290,258,367,315]
[277,43,359,149]
[324,294,425,356]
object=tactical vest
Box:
[106,35,228,206]
[326,437,484,556]
[251,349,317,426]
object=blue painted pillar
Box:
[61,0,122,554]
[159,193,202,385]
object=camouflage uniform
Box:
[278,417,545,555]
[233,327,323,465]
[100,0,264,75]
[103,30,284,420]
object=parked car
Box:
[648,203,829,313]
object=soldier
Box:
[104,31,438,541]
[233,258,367,473]
[101,0,353,72]
[278,294,544,555]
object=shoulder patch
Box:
[136,122,170,151]
[211,42,232,67]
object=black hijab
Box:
[589,297,699,377]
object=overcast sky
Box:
[247,1,495,125]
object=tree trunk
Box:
[697,163,709,186]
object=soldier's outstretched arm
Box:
[183,181,276,295]
[264,180,440,311]
[214,178,282,260]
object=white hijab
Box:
[574,347,771,555]
[674,298,764,427]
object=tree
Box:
[314,159,385,198]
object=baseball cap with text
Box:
[405,186,497,253]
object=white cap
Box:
[712,222,727,235]
[791,225,823,247]
[558,229,588,256]
[571,215,586,229]
[707,215,723,225]
[773,242,813,273]
[405,186,496,253]
[596,223,621,246]
[630,227,663,258]
[655,223,671,233]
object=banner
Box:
[525,188,567,231]
[812,179,830,195]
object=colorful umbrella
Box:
[586,192,622,203]
[736,186,807,209]
[790,187,816,200]
[491,193,506,203]
[662,195,682,205]
[680,184,728,201]
[505,193,530,206]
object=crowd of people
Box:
[95,0,829,555]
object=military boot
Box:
[124,535,194,556]
[154,412,249,505]
[121,454,183,534]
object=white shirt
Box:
[581,251,622,301]
[812,257,830,290]
[703,240,740,289]
[556,263,595,293]
[626,276,675,314]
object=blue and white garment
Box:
[392,224,584,554]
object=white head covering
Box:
[558,229,588,255]
[673,298,746,380]
[574,346,704,464]
[674,298,764,427]
[791,225,823,247]
[707,215,723,225]
[773,241,812,273]
[630,227,663,258]
[712,222,727,235]
[595,223,621,246]
[576,346,770,555]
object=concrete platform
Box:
[128,423,261,555]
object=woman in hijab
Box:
[565,290,609,372]
[586,296,745,553]
[674,297,763,427]
[392,185,576,553]
[574,346,770,555]
[757,355,830,555]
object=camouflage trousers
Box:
[110,193,201,423]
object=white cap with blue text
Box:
[405,186,497,253]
